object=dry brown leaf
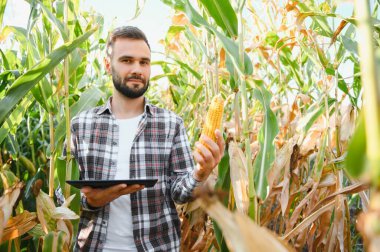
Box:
[299,130,322,156]
[36,201,48,234]
[330,20,348,46]
[315,210,333,248]
[340,105,356,141]
[219,48,226,68]
[318,173,336,188]
[57,219,70,246]
[296,93,311,105]
[229,142,249,214]
[311,182,369,213]
[172,13,188,25]
[285,183,318,233]
[197,193,293,252]
[0,182,24,240]
[282,200,335,241]
[1,211,37,242]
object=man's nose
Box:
[131,62,143,75]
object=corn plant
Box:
[156,0,380,251]
[1,0,379,251]
[0,0,105,250]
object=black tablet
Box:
[66,179,158,189]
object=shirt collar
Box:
[96,97,154,116]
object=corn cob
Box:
[200,95,224,148]
[19,155,36,176]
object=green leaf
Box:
[181,0,252,75]
[297,98,336,134]
[40,3,68,41]
[184,26,208,56]
[42,231,67,252]
[213,28,253,75]
[2,26,29,49]
[0,0,7,28]
[199,0,237,37]
[345,115,367,177]
[0,49,10,70]
[2,93,34,135]
[31,78,53,112]
[128,0,146,21]
[215,150,231,204]
[252,86,279,200]
[0,128,7,144]
[340,35,358,57]
[166,25,185,42]
[312,132,328,182]
[150,73,177,82]
[173,58,202,80]
[213,150,230,252]
[23,168,47,212]
[169,85,180,106]
[190,85,203,103]
[0,27,97,126]
[54,87,103,144]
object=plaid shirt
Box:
[70,98,201,251]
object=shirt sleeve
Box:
[169,119,203,204]
[70,119,102,212]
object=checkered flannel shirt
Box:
[70,98,202,251]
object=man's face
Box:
[106,38,151,98]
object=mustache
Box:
[125,75,145,82]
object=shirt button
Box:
[112,141,117,145]
[111,161,115,166]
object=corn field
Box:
[0,0,379,251]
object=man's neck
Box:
[111,90,145,119]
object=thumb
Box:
[81,186,91,194]
[106,183,127,194]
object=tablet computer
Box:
[66,179,158,189]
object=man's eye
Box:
[141,61,149,65]
[122,59,132,63]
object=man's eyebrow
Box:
[118,55,151,62]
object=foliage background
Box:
[1,0,379,251]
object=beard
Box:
[112,67,149,99]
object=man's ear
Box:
[104,56,111,74]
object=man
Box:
[69,26,224,251]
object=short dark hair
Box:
[106,26,150,56]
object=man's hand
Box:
[81,184,145,208]
[193,129,225,182]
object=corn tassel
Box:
[200,95,224,148]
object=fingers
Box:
[119,184,145,194]
[215,129,225,156]
[105,183,128,195]
[196,131,223,165]
[81,184,145,208]
[193,147,207,167]
[81,186,92,194]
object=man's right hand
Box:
[81,184,145,208]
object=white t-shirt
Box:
[103,115,142,252]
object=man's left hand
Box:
[193,129,225,182]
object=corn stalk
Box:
[354,0,380,251]
[236,1,258,222]
[63,0,72,199]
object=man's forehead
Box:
[111,38,150,57]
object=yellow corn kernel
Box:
[200,95,224,148]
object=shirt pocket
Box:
[136,133,170,178]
